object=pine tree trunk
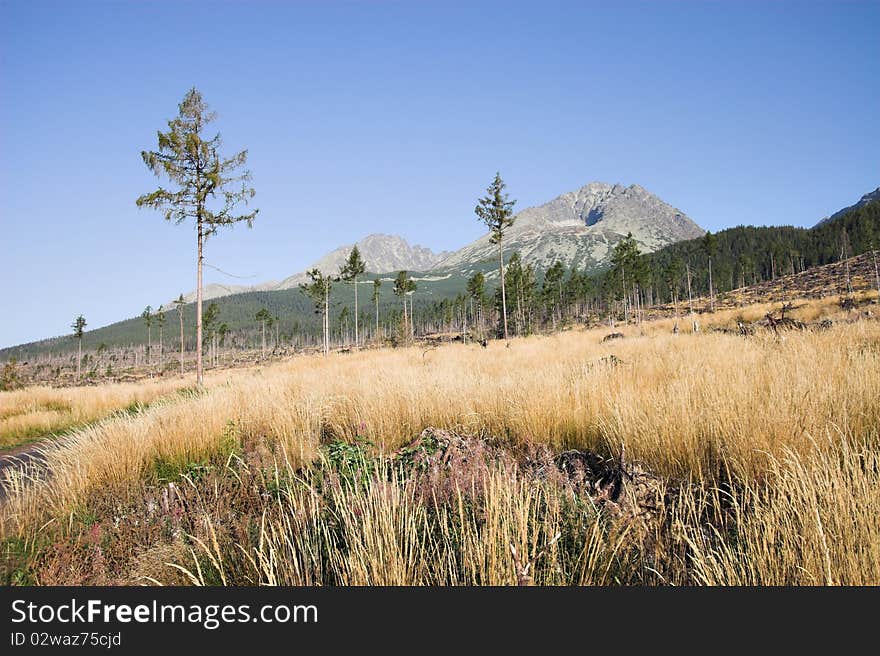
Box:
[498,241,509,342]
[196,222,204,387]
[354,276,359,349]
[261,321,266,359]
[179,311,184,376]
[708,257,714,312]
[873,249,880,299]
[323,285,329,356]
[77,338,82,380]
[686,263,695,330]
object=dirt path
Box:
[0,438,51,501]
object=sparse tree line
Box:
[6,87,878,382]
[20,190,880,381]
[22,192,880,380]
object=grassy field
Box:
[1,295,878,585]
[0,377,200,449]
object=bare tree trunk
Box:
[261,321,266,359]
[77,338,82,380]
[874,249,880,299]
[708,256,714,312]
[158,326,163,370]
[375,296,380,343]
[178,310,184,376]
[499,241,509,342]
[323,285,329,356]
[196,222,204,387]
[354,276,359,349]
[686,263,696,331]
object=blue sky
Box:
[1,0,878,348]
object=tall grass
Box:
[0,377,197,448]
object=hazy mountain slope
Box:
[275,234,451,289]
[175,234,450,304]
[433,182,704,277]
[814,187,880,228]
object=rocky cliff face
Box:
[433,182,704,277]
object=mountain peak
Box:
[433,181,704,274]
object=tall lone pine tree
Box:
[71,315,86,380]
[136,88,258,387]
[340,246,367,349]
[475,173,516,342]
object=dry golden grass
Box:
[1,297,878,585]
[0,377,201,449]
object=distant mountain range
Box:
[178,181,703,304]
[177,234,451,304]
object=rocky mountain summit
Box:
[433,182,704,276]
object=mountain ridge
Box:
[179,180,704,304]
[814,187,880,228]
[174,233,451,305]
[432,181,704,278]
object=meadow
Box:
[0,377,197,449]
[1,295,878,585]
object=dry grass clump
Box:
[1,300,878,585]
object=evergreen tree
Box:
[609,233,643,322]
[174,294,186,375]
[155,305,166,367]
[543,260,565,328]
[393,271,415,339]
[466,271,486,336]
[141,306,154,364]
[338,306,350,345]
[299,269,332,355]
[202,302,220,367]
[702,231,718,311]
[372,279,382,341]
[340,246,367,348]
[664,257,684,314]
[71,315,86,380]
[475,172,516,342]
[255,308,271,359]
[136,88,258,387]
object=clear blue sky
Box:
[2,0,878,348]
